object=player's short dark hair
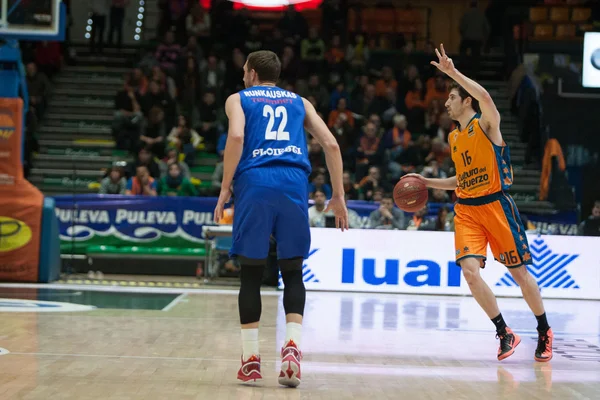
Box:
[246,50,281,83]
[449,82,481,114]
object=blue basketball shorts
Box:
[230,166,310,260]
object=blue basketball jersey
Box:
[234,86,311,180]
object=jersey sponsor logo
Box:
[457,166,489,190]
[495,236,580,289]
[243,89,297,99]
[0,110,16,141]
[468,125,475,137]
[252,145,303,158]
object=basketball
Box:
[393,177,428,212]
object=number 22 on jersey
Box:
[263,105,289,141]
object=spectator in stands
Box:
[328,98,354,129]
[385,114,413,180]
[425,99,444,132]
[308,190,331,227]
[113,80,143,152]
[301,26,326,74]
[108,0,127,50]
[181,36,204,65]
[200,54,226,96]
[160,146,191,178]
[428,112,455,141]
[132,147,161,179]
[167,114,203,167]
[141,80,176,128]
[178,56,201,123]
[346,34,370,73]
[353,84,380,118]
[150,65,177,100]
[308,172,332,200]
[89,0,109,54]
[324,34,346,81]
[358,166,390,201]
[299,74,330,114]
[375,66,398,97]
[330,82,349,111]
[159,163,197,197]
[25,63,50,120]
[198,91,221,151]
[356,122,382,180]
[425,75,450,108]
[435,206,452,231]
[406,205,436,231]
[343,171,359,200]
[330,113,356,166]
[186,3,211,51]
[139,106,166,158]
[430,188,451,203]
[404,79,426,132]
[578,201,600,236]
[426,137,451,167]
[129,68,148,95]
[99,166,127,195]
[308,137,326,172]
[277,5,308,45]
[155,31,181,75]
[367,194,405,230]
[459,0,489,77]
[224,48,246,96]
[126,164,157,196]
[279,46,301,86]
[244,25,263,55]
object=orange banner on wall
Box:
[0,98,42,282]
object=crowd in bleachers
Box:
[109,0,465,225]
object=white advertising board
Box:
[285,229,600,300]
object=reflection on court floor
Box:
[0,284,598,399]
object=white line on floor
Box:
[162,293,187,312]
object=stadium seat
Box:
[534,24,554,38]
[549,7,570,22]
[530,7,549,22]
[556,23,576,38]
[571,7,591,22]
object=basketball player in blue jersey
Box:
[213,50,349,387]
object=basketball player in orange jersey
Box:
[404,44,553,362]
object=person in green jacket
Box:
[159,162,198,197]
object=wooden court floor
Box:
[0,284,598,400]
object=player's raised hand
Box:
[430,43,456,76]
[325,195,349,231]
[213,188,232,224]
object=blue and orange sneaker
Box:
[535,328,554,362]
[497,327,521,360]
[237,355,262,383]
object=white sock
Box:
[241,328,259,360]
[285,322,303,348]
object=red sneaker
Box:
[497,327,521,361]
[278,340,302,388]
[535,328,554,362]
[237,355,262,383]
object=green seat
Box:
[86,245,206,257]
[190,165,215,174]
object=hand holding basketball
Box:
[394,174,429,212]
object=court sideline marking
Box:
[162,293,187,312]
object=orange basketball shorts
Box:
[453,192,532,268]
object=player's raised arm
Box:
[431,43,502,145]
[302,98,349,230]
[214,93,245,223]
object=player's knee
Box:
[508,265,529,284]
[460,258,482,285]
[280,258,305,316]
[239,265,265,324]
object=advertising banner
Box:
[299,228,600,300]
[53,194,583,253]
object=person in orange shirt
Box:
[327,98,354,128]
[375,66,398,97]
[425,74,450,108]
[404,44,553,363]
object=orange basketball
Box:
[393,177,428,212]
